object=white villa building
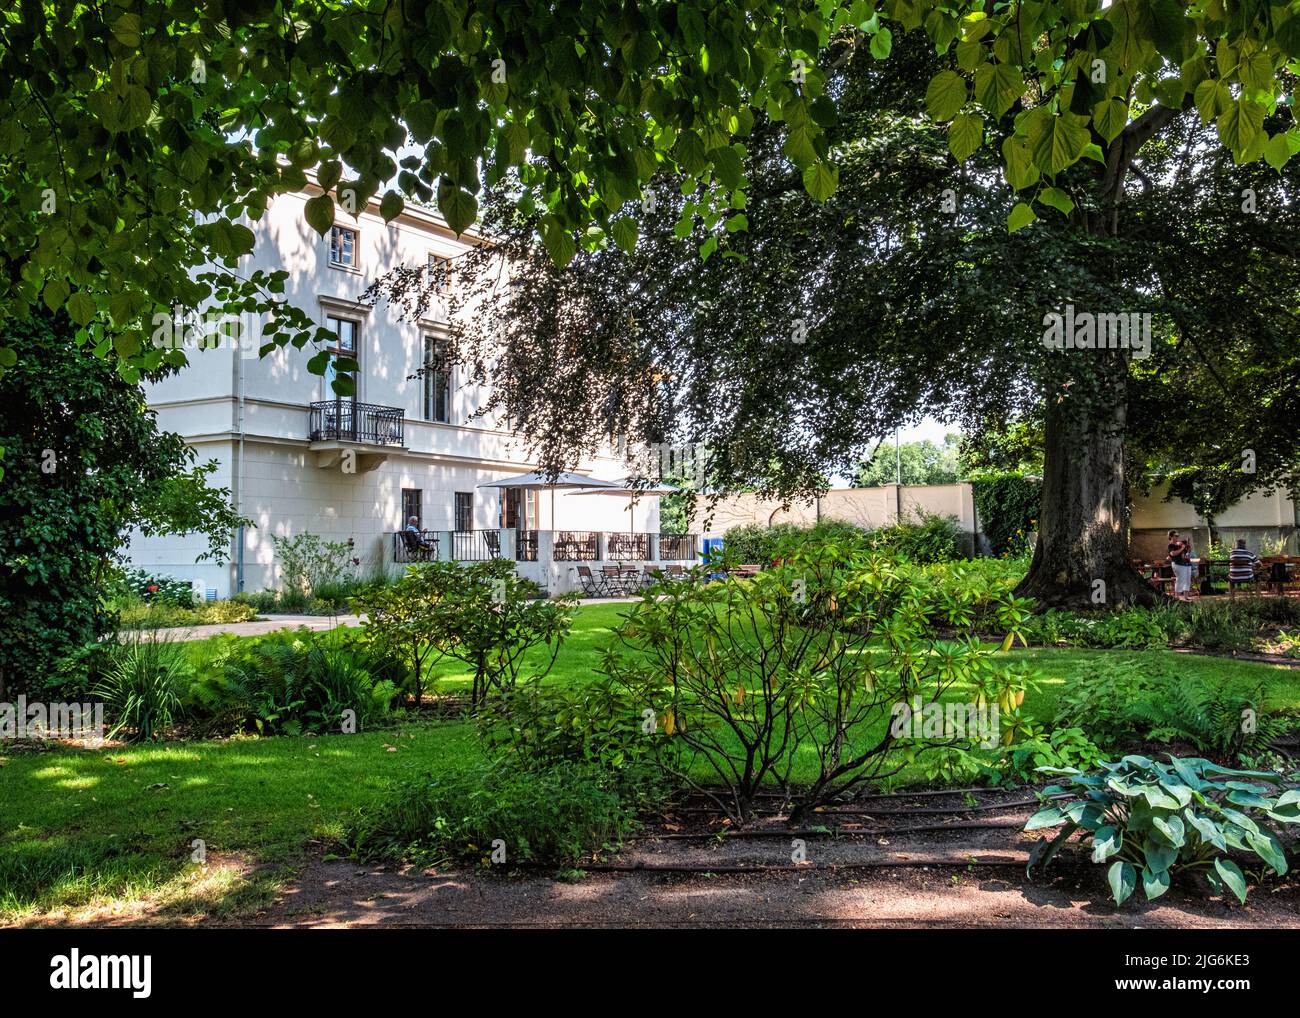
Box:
[126,185,697,597]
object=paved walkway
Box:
[159,614,365,642]
[150,598,640,642]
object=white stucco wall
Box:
[125,187,673,596]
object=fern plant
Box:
[1129,680,1300,761]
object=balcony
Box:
[308,400,406,472]
[310,400,405,445]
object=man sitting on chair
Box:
[1227,538,1259,597]
[404,516,434,559]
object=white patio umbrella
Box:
[478,471,619,529]
[566,476,680,532]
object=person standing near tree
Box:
[1167,530,1194,602]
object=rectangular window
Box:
[423,335,451,423]
[401,489,422,528]
[427,253,452,292]
[324,315,359,401]
[330,225,358,267]
[455,492,473,532]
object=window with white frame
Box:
[422,335,451,423]
[329,225,358,268]
[324,315,359,399]
[427,253,452,292]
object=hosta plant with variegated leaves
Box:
[1025,755,1300,905]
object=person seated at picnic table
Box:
[1227,538,1260,597]
[1167,529,1194,602]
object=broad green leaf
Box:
[1141,865,1171,899]
[1246,830,1288,875]
[304,193,335,236]
[42,278,70,312]
[870,27,892,60]
[66,290,96,326]
[1263,132,1294,172]
[1002,135,1039,191]
[1194,79,1231,124]
[541,221,577,267]
[783,124,819,169]
[925,70,968,122]
[1025,805,1065,830]
[948,112,984,162]
[437,183,478,236]
[111,12,143,47]
[379,191,404,223]
[802,161,839,202]
[1239,50,1275,93]
[1184,811,1227,851]
[1213,857,1248,904]
[1093,98,1129,144]
[1216,100,1265,156]
[709,145,744,189]
[974,63,1024,116]
[1028,113,1091,175]
[1152,814,1185,848]
[1091,824,1121,863]
[1007,202,1036,233]
[1107,860,1137,905]
[611,218,637,255]
[1037,186,1074,215]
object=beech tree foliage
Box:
[371,27,1297,609]
[0,0,849,389]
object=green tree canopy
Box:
[855,434,963,486]
[0,312,246,696]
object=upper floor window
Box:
[427,253,452,293]
[330,225,358,268]
[423,335,451,424]
[325,315,359,398]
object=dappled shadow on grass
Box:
[0,721,480,925]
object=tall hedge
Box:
[971,472,1041,557]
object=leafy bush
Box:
[994,725,1104,785]
[604,539,1035,823]
[93,633,190,741]
[356,560,573,710]
[121,568,195,607]
[970,472,1041,558]
[1027,756,1300,905]
[1022,606,1182,649]
[866,510,961,564]
[719,522,812,565]
[478,674,658,777]
[186,629,400,736]
[345,761,644,868]
[1054,659,1161,748]
[721,516,960,567]
[116,596,256,629]
[194,600,257,624]
[271,533,358,599]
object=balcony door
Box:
[324,315,359,438]
[501,487,538,531]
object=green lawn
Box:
[3,602,1297,924]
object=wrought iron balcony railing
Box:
[309,400,405,446]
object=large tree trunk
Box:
[1013,105,1181,612]
[1014,357,1159,609]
